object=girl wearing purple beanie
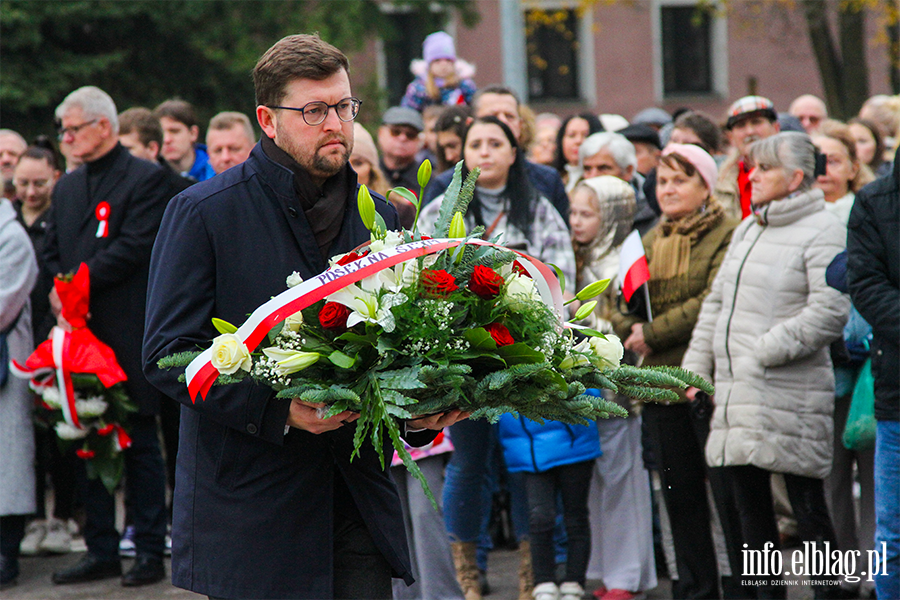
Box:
[401,31,477,113]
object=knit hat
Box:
[352,123,379,168]
[662,143,718,192]
[423,31,456,64]
[725,95,777,129]
[632,107,672,127]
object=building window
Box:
[380,10,449,106]
[661,5,712,95]
[525,9,580,101]
[652,0,727,101]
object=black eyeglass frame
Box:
[268,97,362,126]
[57,119,99,139]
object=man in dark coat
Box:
[43,86,170,587]
[142,34,465,600]
[847,158,899,600]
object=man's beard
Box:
[277,126,351,180]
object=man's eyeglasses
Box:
[57,119,98,139]
[269,97,361,126]
[388,126,420,141]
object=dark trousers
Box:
[77,414,167,561]
[525,460,594,586]
[0,515,27,560]
[644,402,721,599]
[727,465,840,600]
[34,421,77,521]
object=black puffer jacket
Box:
[847,160,899,421]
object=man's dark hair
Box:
[253,34,350,107]
[153,99,199,129]
[673,111,723,154]
[119,107,164,147]
[471,85,521,112]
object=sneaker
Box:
[533,581,560,600]
[20,520,47,556]
[119,525,136,558]
[600,590,644,600]
[164,532,172,557]
[560,582,585,600]
[40,518,72,554]
[591,586,607,600]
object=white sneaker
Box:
[119,525,136,557]
[19,520,47,556]
[533,581,560,600]
[559,581,585,600]
[39,518,72,554]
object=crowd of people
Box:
[0,29,897,600]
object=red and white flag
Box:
[618,230,650,303]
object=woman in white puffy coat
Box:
[682,132,850,599]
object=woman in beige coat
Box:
[682,132,850,599]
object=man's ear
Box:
[148,140,160,160]
[189,125,200,143]
[257,106,277,140]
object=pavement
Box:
[2,546,820,600]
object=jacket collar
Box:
[753,188,825,227]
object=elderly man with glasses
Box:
[45,86,171,588]
[143,34,466,600]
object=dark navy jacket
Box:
[143,144,423,598]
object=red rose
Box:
[484,322,515,347]
[512,261,531,278]
[97,424,115,436]
[319,302,350,330]
[468,265,505,299]
[76,448,96,459]
[336,250,368,266]
[421,269,458,298]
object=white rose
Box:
[283,311,304,332]
[210,333,253,375]
[75,398,108,418]
[286,271,304,288]
[504,273,542,311]
[55,422,89,440]
[589,334,624,368]
[368,230,403,253]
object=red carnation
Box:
[421,269,458,298]
[484,322,515,347]
[468,265,505,299]
[319,302,350,330]
[512,261,531,278]
[97,424,115,436]
[336,251,367,266]
[76,448,96,460]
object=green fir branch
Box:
[157,351,203,369]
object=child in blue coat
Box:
[498,412,601,600]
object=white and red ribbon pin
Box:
[95,202,110,238]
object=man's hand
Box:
[49,287,73,332]
[624,323,652,357]
[286,399,359,434]
[405,409,470,431]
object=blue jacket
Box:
[187,144,216,182]
[498,414,601,473]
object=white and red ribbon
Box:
[95,201,110,238]
[185,238,565,401]
[51,327,82,429]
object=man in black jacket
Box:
[847,158,899,600]
[45,86,170,587]
[143,34,464,600]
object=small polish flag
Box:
[618,230,650,303]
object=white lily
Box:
[327,283,407,333]
[369,230,404,253]
[261,347,320,376]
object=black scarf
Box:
[261,133,353,259]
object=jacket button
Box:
[288,207,298,218]
[246,423,258,435]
